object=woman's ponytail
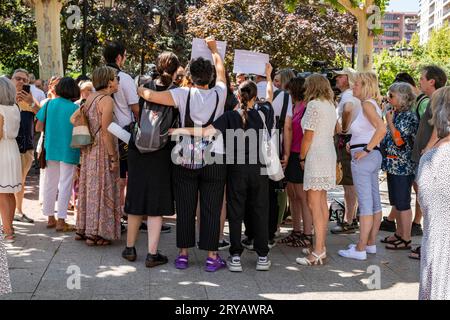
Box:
[238,80,258,128]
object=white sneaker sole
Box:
[227,264,243,272]
[338,250,367,261]
[256,262,271,271]
[348,244,376,254]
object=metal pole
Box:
[82,0,88,76]
[351,44,356,69]
[351,27,357,69]
[140,27,146,75]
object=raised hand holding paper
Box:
[191,38,227,64]
[233,50,269,76]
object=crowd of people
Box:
[1,37,450,299]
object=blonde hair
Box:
[304,74,334,103]
[92,66,116,91]
[354,72,382,105]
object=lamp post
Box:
[139,1,162,75]
[351,24,358,69]
[82,0,116,76]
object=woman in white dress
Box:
[0,76,20,295]
[418,86,450,300]
[296,74,337,266]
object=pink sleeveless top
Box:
[291,101,306,153]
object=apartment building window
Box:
[384,31,400,37]
[384,14,401,21]
[384,23,398,29]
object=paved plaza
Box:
[1,171,421,300]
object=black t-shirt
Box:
[212,102,274,165]
[16,111,35,153]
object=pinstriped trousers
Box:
[173,163,226,251]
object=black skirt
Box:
[124,146,174,216]
[285,152,304,184]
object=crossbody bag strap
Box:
[42,99,50,134]
[279,91,289,130]
[204,90,219,127]
[184,89,192,127]
[88,94,108,137]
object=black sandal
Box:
[386,237,411,250]
[287,233,313,248]
[381,233,401,244]
[75,232,86,241]
[408,246,421,260]
[280,231,302,244]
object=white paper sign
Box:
[233,50,269,76]
[191,38,227,64]
[108,122,131,144]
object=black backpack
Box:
[131,81,178,153]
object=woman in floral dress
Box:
[75,66,121,245]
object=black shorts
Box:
[285,153,304,184]
[387,173,414,211]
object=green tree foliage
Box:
[182,0,356,71]
[0,0,39,76]
[61,0,195,77]
[1,0,196,78]
[374,23,450,95]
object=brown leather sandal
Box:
[287,233,313,248]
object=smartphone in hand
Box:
[18,85,33,112]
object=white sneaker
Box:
[338,246,367,260]
[256,256,271,271]
[348,244,376,254]
[227,255,243,272]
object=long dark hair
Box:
[156,52,181,87]
[238,80,258,128]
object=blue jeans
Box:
[351,148,382,216]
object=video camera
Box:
[311,60,342,96]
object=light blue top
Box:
[37,97,80,165]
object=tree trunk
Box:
[356,14,374,72]
[32,0,64,79]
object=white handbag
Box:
[258,110,285,181]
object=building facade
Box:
[346,11,419,58]
[374,12,419,52]
[419,0,450,44]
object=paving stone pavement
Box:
[1,172,421,300]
